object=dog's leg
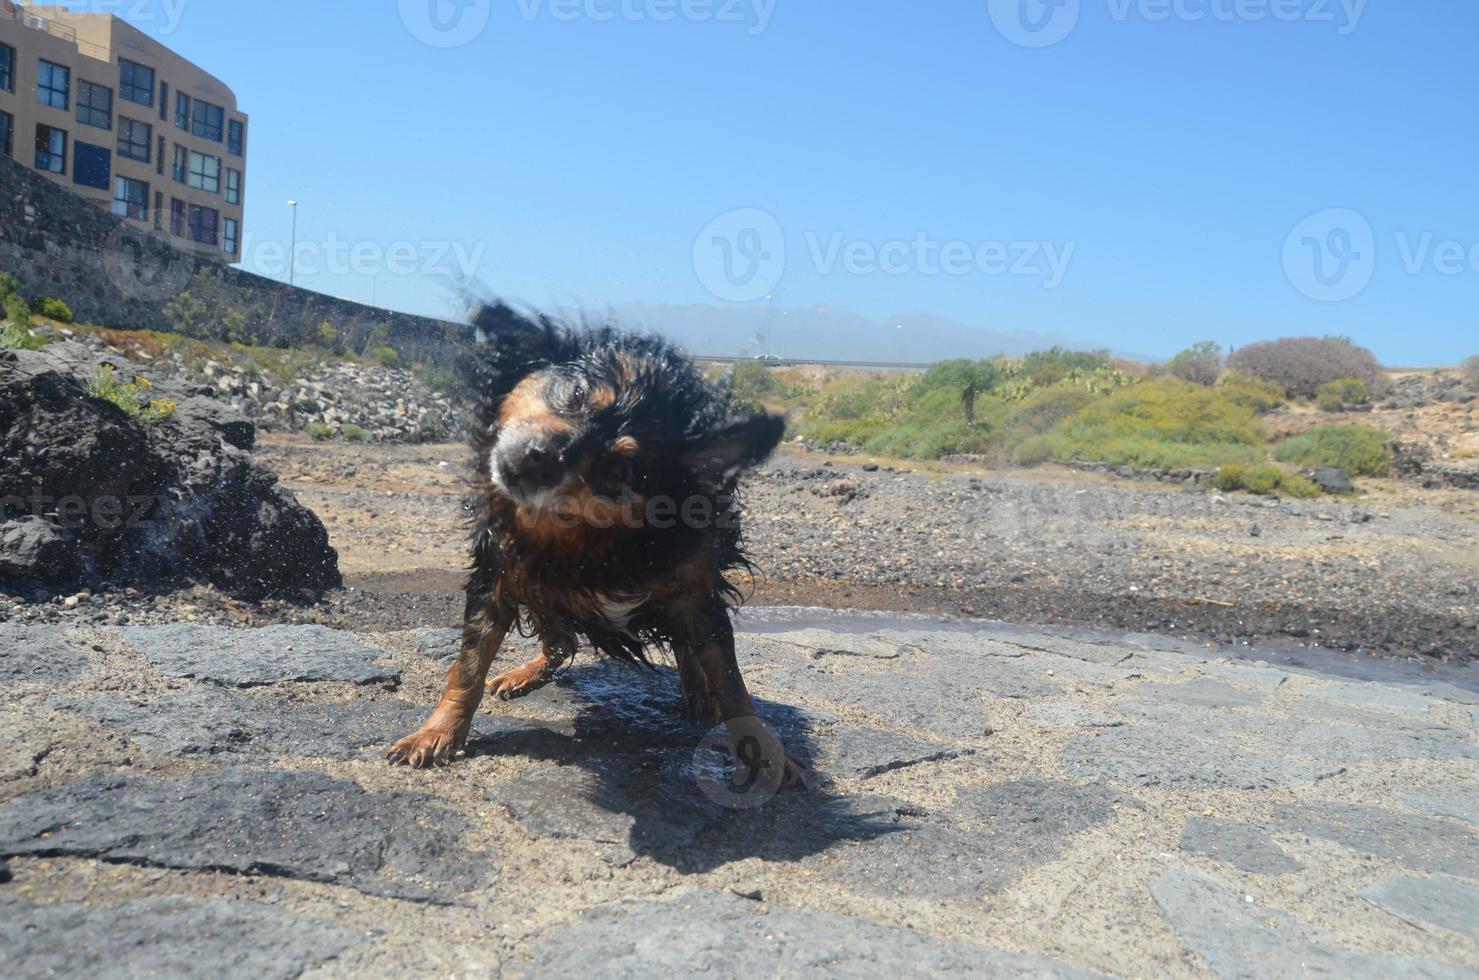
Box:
[682,601,810,788]
[486,634,573,700]
[386,599,511,769]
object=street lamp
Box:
[895,323,903,365]
[287,200,299,286]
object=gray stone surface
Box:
[1276,803,1479,879]
[124,623,397,686]
[0,768,487,900]
[0,623,93,684]
[1060,726,1347,789]
[56,687,427,759]
[515,888,1104,978]
[812,725,974,779]
[1020,702,1126,728]
[1178,816,1302,875]
[486,754,726,864]
[1150,868,1466,978]
[820,779,1133,900]
[0,894,362,979]
[1122,677,1268,709]
[1400,782,1478,827]
[3,619,1478,975]
[1359,876,1479,941]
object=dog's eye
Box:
[566,384,587,412]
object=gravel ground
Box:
[4,437,1475,661]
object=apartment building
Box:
[0,1,247,260]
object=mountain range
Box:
[600,302,1152,364]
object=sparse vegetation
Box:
[1167,341,1223,386]
[1462,355,1479,392]
[1212,464,1320,498]
[85,365,177,424]
[341,423,374,443]
[1227,336,1388,399]
[1274,424,1390,476]
[1316,378,1369,412]
[369,345,400,369]
[0,275,45,350]
[306,422,333,440]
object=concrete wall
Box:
[0,154,464,367]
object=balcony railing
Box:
[3,4,111,61]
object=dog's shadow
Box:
[466,660,901,872]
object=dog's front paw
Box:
[385,726,465,769]
[485,658,553,701]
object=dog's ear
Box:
[681,412,785,485]
[460,302,579,419]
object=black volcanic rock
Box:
[0,343,339,599]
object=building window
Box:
[76,81,113,129]
[175,91,189,129]
[153,190,163,228]
[158,81,168,121]
[171,143,187,182]
[169,197,185,236]
[118,118,151,162]
[227,119,244,157]
[188,204,219,246]
[225,167,241,205]
[0,43,13,94]
[73,141,111,189]
[156,135,165,175]
[222,217,239,256]
[118,59,155,107]
[35,124,67,174]
[188,151,221,193]
[37,60,70,110]
[190,99,225,142]
[113,176,149,219]
[0,112,11,159]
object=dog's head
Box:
[465,304,784,520]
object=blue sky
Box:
[110,0,1476,363]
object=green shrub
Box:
[85,365,177,424]
[1213,465,1320,498]
[1048,379,1267,469]
[1315,378,1368,412]
[369,346,400,369]
[38,297,73,323]
[1010,434,1054,466]
[162,290,213,339]
[1274,425,1389,476]
[305,422,333,440]
[729,360,779,407]
[0,271,18,299]
[4,292,31,326]
[341,423,374,443]
[1215,372,1284,413]
[0,319,47,351]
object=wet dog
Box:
[386,303,799,780]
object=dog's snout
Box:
[501,437,567,498]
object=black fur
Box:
[461,302,783,667]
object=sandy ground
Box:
[251,436,1477,661]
